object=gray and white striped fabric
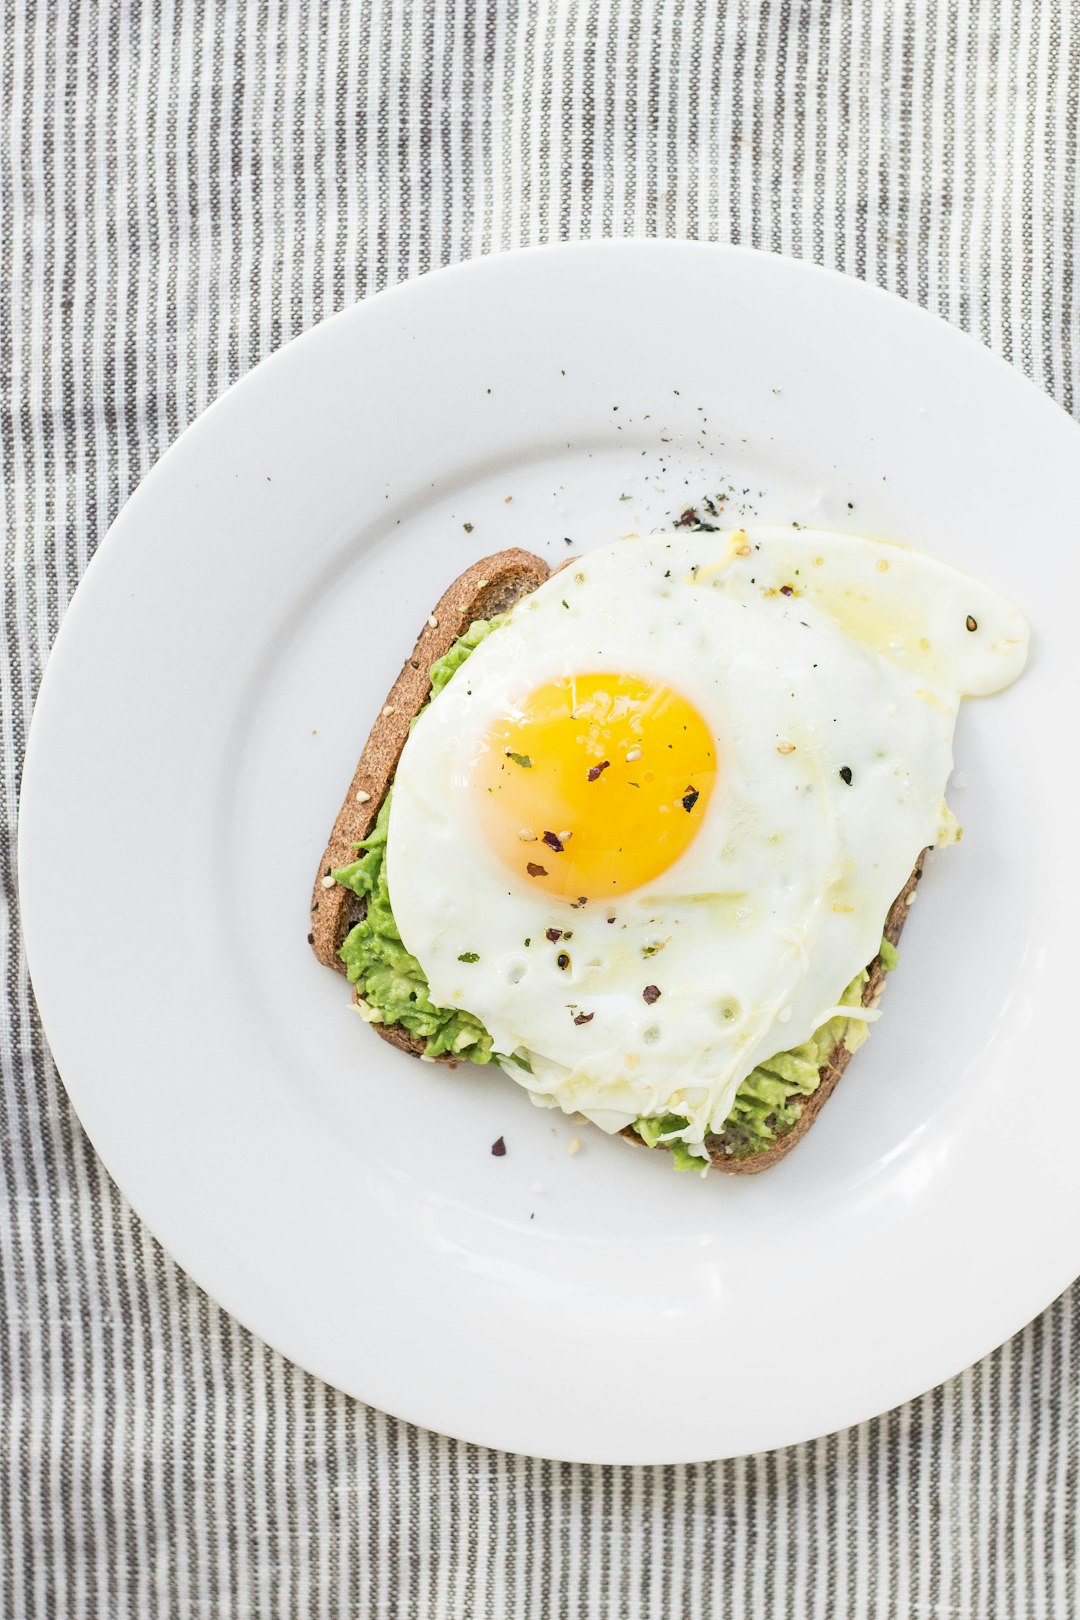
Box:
[3,2,1077,1615]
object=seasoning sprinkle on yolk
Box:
[472,672,718,899]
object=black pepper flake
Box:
[607,916,617,924]
[573,1012,594,1025]
[643,984,661,1004]
[306,932,314,945]
[965,614,978,632]
[839,765,853,785]
[542,830,564,853]
[491,1136,507,1157]
[681,786,700,813]
[545,927,563,943]
[526,862,548,878]
[557,953,570,971]
[587,759,610,782]
[463,521,474,533]
[571,896,588,909]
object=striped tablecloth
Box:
[3,4,1077,1615]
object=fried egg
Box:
[386,527,1028,1151]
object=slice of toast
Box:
[311,552,923,1169]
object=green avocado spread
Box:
[332,617,898,1169]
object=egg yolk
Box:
[472,672,718,901]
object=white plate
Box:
[19,241,1080,1464]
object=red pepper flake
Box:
[526,862,548,878]
[780,584,794,596]
[491,1136,506,1157]
[545,927,563,943]
[587,760,610,782]
[676,506,698,527]
[643,984,661,1004]
[681,786,700,813]
[542,830,564,853]
[573,1012,594,1025]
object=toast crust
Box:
[309,549,550,976]
[312,552,927,1168]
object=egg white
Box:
[386,528,1029,1147]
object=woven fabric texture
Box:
[2,3,1078,1615]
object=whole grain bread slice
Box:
[311,550,925,1167]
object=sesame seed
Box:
[428,614,439,628]
[382,705,395,717]
[568,1137,582,1156]
[626,745,642,762]
[355,789,371,803]
[320,874,335,890]
[776,741,796,755]
[905,889,918,905]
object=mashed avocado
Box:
[332,616,898,1166]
